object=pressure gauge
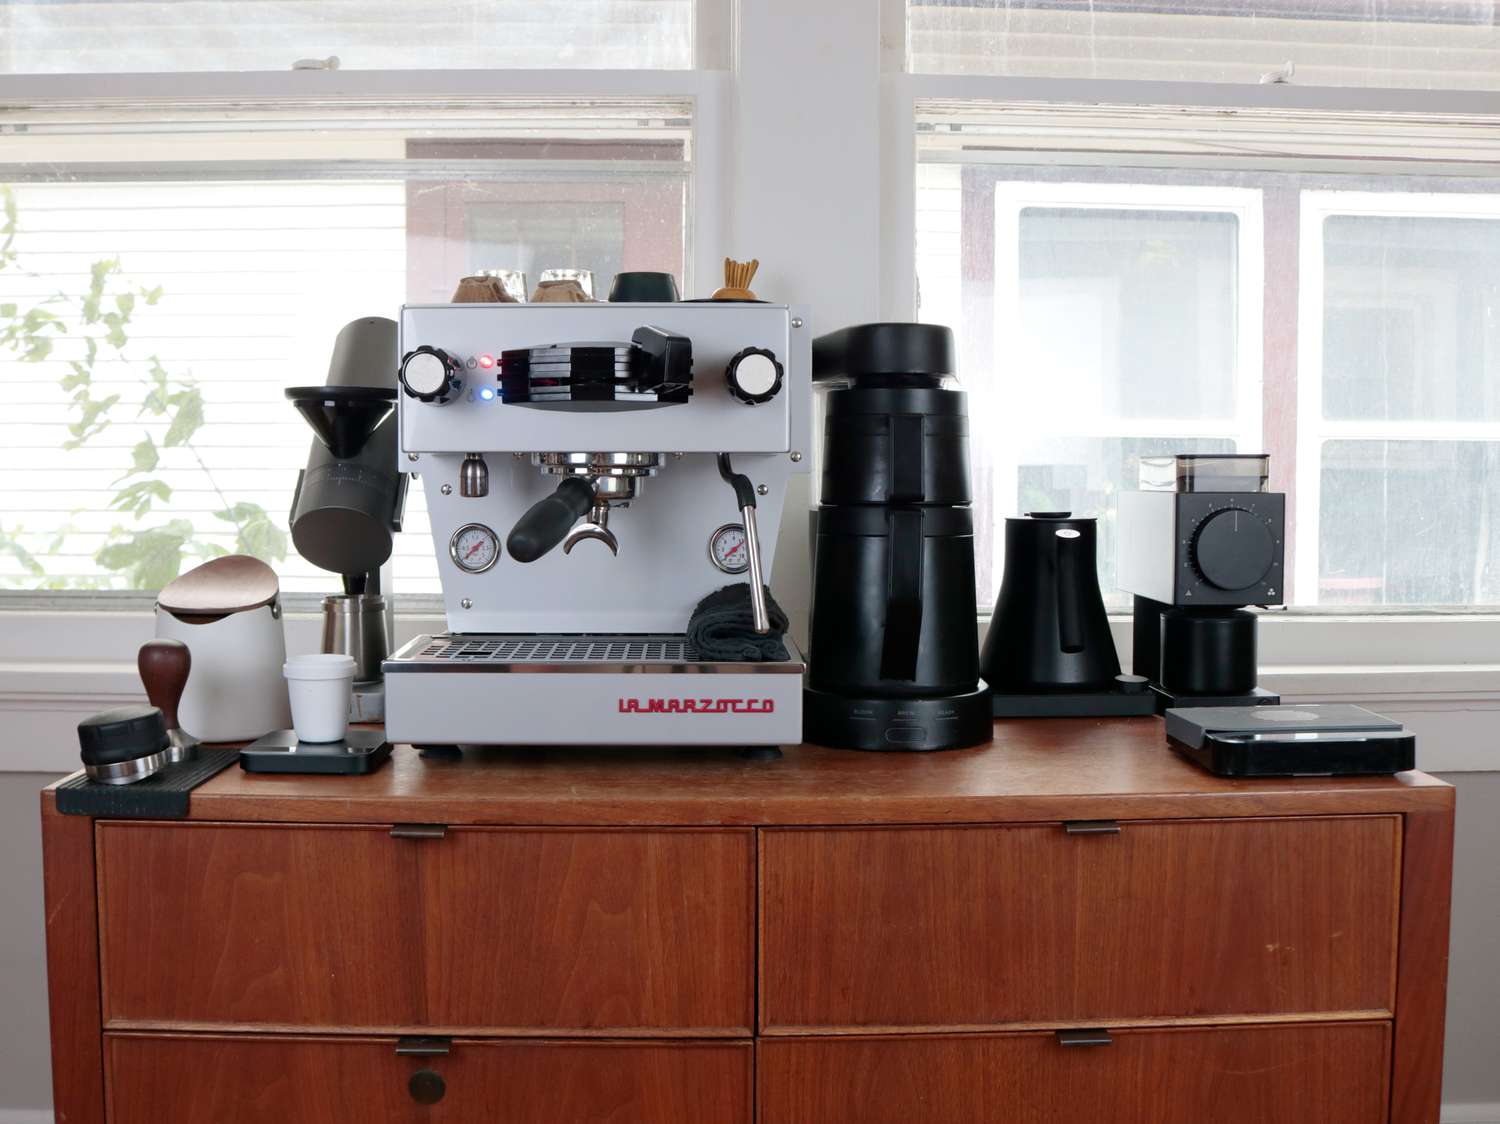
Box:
[449,523,500,574]
[709,523,750,574]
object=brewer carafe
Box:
[804,323,991,751]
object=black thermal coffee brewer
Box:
[803,323,992,751]
[1115,453,1284,711]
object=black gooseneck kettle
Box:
[981,512,1120,692]
[803,322,993,752]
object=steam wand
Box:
[716,454,770,635]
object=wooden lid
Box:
[157,555,279,617]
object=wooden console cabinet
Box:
[42,719,1454,1123]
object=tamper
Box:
[78,706,172,786]
[138,638,198,761]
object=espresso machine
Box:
[1116,454,1284,711]
[383,302,810,749]
[286,317,408,721]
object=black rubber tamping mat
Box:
[56,748,239,818]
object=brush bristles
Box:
[724,257,759,290]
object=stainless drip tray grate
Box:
[418,634,699,664]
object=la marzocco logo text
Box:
[618,697,775,715]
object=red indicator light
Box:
[478,353,495,369]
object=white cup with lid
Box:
[283,654,357,743]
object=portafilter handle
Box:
[507,477,596,563]
[717,454,770,635]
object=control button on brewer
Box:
[884,726,928,745]
[399,346,462,404]
[725,346,784,405]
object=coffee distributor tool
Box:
[383,297,810,751]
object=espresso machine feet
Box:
[416,744,463,760]
[736,745,784,762]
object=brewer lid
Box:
[813,323,954,385]
[158,555,280,617]
[78,705,169,767]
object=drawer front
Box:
[761,816,1398,1030]
[758,1022,1391,1124]
[98,823,753,1033]
[105,1034,751,1124]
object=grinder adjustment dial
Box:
[400,346,462,404]
[1189,506,1277,592]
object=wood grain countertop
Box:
[42,717,1452,826]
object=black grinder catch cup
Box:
[803,323,992,751]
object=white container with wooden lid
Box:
[154,556,292,742]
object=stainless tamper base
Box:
[84,748,172,786]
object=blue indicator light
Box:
[479,387,496,401]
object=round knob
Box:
[1190,507,1276,591]
[400,346,461,404]
[138,639,190,733]
[408,1069,446,1106]
[725,347,784,405]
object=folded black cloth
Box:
[688,583,791,662]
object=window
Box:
[0,0,697,72]
[0,101,693,593]
[907,0,1500,88]
[915,100,1500,609]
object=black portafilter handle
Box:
[507,477,596,563]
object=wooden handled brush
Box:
[712,257,760,301]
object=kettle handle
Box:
[1056,528,1085,654]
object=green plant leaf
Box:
[164,386,205,446]
[95,519,195,590]
[109,479,172,518]
[129,437,158,475]
[229,504,289,562]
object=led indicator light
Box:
[479,387,496,401]
[478,353,495,369]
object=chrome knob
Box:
[400,346,461,404]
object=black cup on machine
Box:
[981,513,1154,717]
[804,322,992,752]
[1116,453,1283,711]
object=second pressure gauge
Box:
[709,523,750,574]
[449,523,501,574]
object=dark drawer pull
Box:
[396,1037,452,1057]
[408,1069,447,1105]
[390,823,448,840]
[1063,820,1121,836]
[1056,1028,1114,1048]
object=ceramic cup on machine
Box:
[283,654,357,743]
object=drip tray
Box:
[386,634,804,674]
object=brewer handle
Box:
[1055,528,1085,655]
[878,508,924,682]
[717,455,770,634]
[506,477,595,563]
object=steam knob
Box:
[400,346,461,404]
[725,347,784,405]
[1190,507,1276,592]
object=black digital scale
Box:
[240,728,392,775]
[1165,704,1416,777]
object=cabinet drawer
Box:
[105,1033,751,1124]
[98,823,753,1033]
[761,817,1398,1030]
[758,1022,1390,1124]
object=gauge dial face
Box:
[709,523,750,574]
[449,523,500,574]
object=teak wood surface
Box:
[40,717,1455,1124]
[50,716,1451,826]
[759,815,1401,1032]
[104,1035,752,1124]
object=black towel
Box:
[687,583,791,662]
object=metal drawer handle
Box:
[390,823,448,840]
[396,1037,452,1058]
[1063,820,1121,836]
[1056,1029,1114,1048]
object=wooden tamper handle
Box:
[138,639,191,733]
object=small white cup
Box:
[283,654,357,743]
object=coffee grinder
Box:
[286,316,409,722]
[1116,453,1283,711]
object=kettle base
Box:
[804,686,992,752]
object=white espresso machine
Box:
[383,302,810,749]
